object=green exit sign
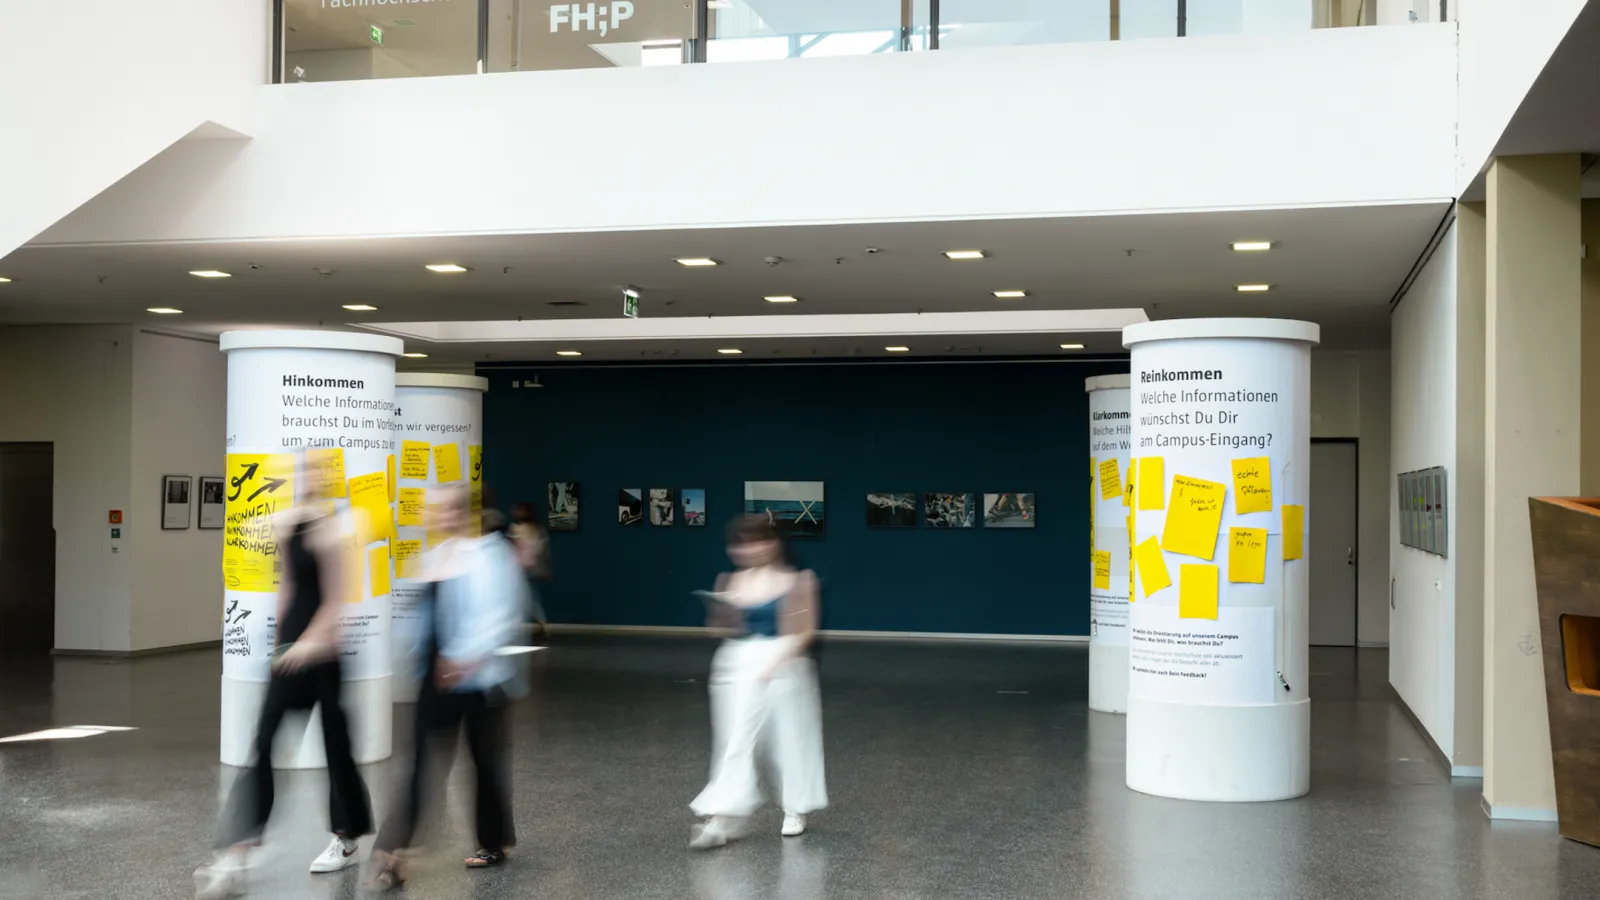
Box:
[622,288,640,319]
[370,24,384,45]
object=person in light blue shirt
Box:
[368,487,530,889]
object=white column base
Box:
[220,675,393,768]
[1126,696,1309,801]
[392,668,422,705]
[1088,642,1128,714]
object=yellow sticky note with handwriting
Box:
[400,442,431,480]
[1162,475,1227,560]
[397,487,426,527]
[347,471,393,544]
[367,543,391,599]
[1228,527,1267,584]
[393,539,422,580]
[1179,564,1220,620]
[308,448,347,498]
[1231,456,1273,514]
[1092,550,1112,590]
[433,443,462,483]
[1284,505,1305,561]
[1137,457,1165,511]
[1132,536,1171,598]
[1099,458,1121,501]
[387,454,396,501]
[1123,464,1134,507]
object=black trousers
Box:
[373,677,514,854]
[216,660,373,848]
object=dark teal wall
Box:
[480,359,1125,635]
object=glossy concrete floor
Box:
[1,637,1597,900]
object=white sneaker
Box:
[309,836,360,874]
[193,854,245,899]
[781,814,807,837]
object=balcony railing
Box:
[274,0,1385,84]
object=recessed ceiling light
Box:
[1059,343,1084,350]
[676,258,719,267]
[425,263,468,273]
[342,304,378,311]
[556,350,583,357]
[717,348,743,355]
[402,352,429,358]
[885,346,911,352]
[1236,284,1272,292]
[188,270,231,278]
[764,295,800,303]
[992,290,1028,299]
[0,277,11,283]
[147,307,184,315]
[944,250,986,260]
[1231,241,1274,252]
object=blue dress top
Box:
[742,597,783,638]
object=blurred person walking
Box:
[194,456,374,898]
[690,516,828,849]
[366,486,529,890]
[509,501,551,639]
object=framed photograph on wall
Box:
[682,489,707,526]
[649,488,677,526]
[618,488,644,526]
[162,475,193,530]
[865,492,917,528]
[744,481,825,538]
[198,476,226,529]
[547,481,580,532]
[983,492,1036,528]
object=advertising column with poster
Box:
[392,373,488,702]
[1122,318,1319,802]
[218,330,403,769]
[1086,374,1132,714]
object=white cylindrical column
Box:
[392,373,488,703]
[1087,374,1132,714]
[218,330,403,768]
[1122,318,1319,801]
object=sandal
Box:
[464,848,508,868]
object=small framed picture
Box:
[198,476,226,529]
[162,475,194,530]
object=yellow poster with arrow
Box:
[223,453,294,593]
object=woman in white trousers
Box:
[690,516,828,849]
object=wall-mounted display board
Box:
[1398,466,1448,557]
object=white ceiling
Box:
[0,203,1446,359]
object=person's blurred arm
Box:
[439,539,525,673]
[529,525,552,581]
[781,570,820,651]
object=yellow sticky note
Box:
[1137,457,1165,511]
[308,448,347,498]
[1126,514,1135,597]
[367,543,391,599]
[1092,550,1112,590]
[1231,456,1273,514]
[387,455,396,501]
[1098,458,1121,500]
[1228,526,1268,584]
[397,487,426,527]
[1179,564,1220,620]
[1284,504,1306,561]
[1132,536,1172,598]
[347,471,393,544]
[1162,475,1227,560]
[400,441,431,480]
[433,443,462,483]
[1123,464,1134,508]
[393,539,422,580]
[469,445,483,488]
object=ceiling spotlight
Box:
[885,346,911,352]
[1231,241,1274,252]
[425,263,468,273]
[342,304,378,311]
[764,295,800,303]
[188,270,231,278]
[1059,343,1084,350]
[147,307,184,314]
[717,348,743,355]
[402,352,429,358]
[1236,284,1272,292]
[992,290,1028,299]
[675,258,719,267]
[944,250,986,260]
[556,350,583,357]
[0,277,11,283]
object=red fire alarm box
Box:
[109,510,123,524]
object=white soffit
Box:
[362,309,1149,344]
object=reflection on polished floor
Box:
[1,638,1597,899]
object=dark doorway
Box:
[0,442,55,654]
